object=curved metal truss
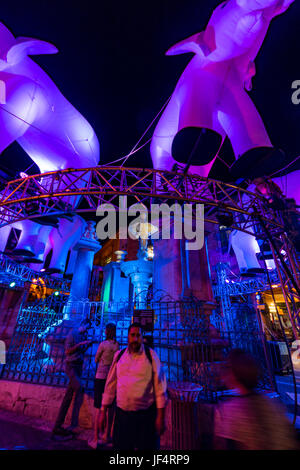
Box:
[0,252,70,292]
[0,166,286,236]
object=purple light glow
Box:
[151,0,294,176]
[0,22,99,174]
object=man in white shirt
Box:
[99,322,168,450]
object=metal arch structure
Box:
[0,166,299,333]
[213,278,266,298]
[0,166,286,236]
[0,252,70,292]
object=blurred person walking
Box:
[214,348,298,450]
[88,323,119,449]
[52,318,93,440]
[99,322,167,450]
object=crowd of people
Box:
[51,318,298,451]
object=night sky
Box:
[1,0,300,180]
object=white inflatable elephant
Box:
[46,215,86,276]
[1,216,86,277]
[151,0,294,176]
[0,22,99,172]
[0,22,100,267]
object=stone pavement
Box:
[0,408,99,450]
[1,373,300,451]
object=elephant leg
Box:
[151,95,181,172]
[15,220,42,256]
[217,86,272,159]
[151,62,226,178]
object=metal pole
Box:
[254,300,277,392]
[282,234,300,288]
[269,243,299,341]
[262,254,298,426]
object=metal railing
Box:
[0,298,279,401]
[0,252,71,292]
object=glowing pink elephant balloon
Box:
[151,0,294,177]
[0,22,99,173]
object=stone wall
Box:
[0,380,215,449]
[0,379,173,448]
[0,380,95,429]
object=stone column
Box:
[101,262,130,304]
[69,221,101,302]
[121,256,153,308]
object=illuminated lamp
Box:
[147,240,154,260]
[53,291,60,297]
[9,281,16,288]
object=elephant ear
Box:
[6,37,58,65]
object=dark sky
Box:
[1,0,300,179]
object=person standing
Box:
[52,318,93,440]
[88,323,119,449]
[99,322,167,450]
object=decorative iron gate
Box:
[1,296,279,399]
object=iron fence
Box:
[1,298,281,401]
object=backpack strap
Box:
[144,345,153,365]
[116,348,126,363]
[116,345,153,365]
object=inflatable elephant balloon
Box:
[0,23,100,266]
[151,0,294,177]
[0,22,99,173]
